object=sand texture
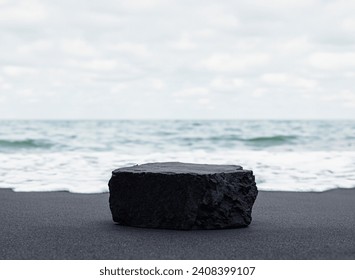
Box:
[0,188,354,259]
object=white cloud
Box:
[61,39,97,56]
[197,98,210,104]
[275,37,313,53]
[1,0,355,119]
[0,82,12,90]
[244,0,320,12]
[252,88,268,98]
[17,40,53,54]
[208,14,239,28]
[0,76,12,91]
[3,66,38,77]
[173,87,209,98]
[232,38,262,51]
[261,73,318,89]
[322,90,355,108]
[169,34,196,50]
[110,83,128,94]
[341,18,355,32]
[119,0,165,10]
[201,53,270,72]
[344,72,355,78]
[149,78,165,90]
[17,89,34,97]
[107,42,150,57]
[66,59,117,71]
[324,0,355,17]
[210,77,245,91]
[0,0,47,23]
[309,52,355,70]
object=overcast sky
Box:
[1,0,355,119]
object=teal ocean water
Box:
[0,120,354,193]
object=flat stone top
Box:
[112,162,243,175]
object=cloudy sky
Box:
[1,0,355,119]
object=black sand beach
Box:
[0,188,354,259]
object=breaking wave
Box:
[242,135,298,146]
[0,139,53,150]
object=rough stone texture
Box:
[108,162,258,230]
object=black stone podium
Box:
[108,162,258,230]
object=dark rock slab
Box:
[108,162,258,230]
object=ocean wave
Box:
[178,135,298,147]
[0,139,53,150]
[242,135,298,146]
[0,120,354,193]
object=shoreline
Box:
[1,188,355,259]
